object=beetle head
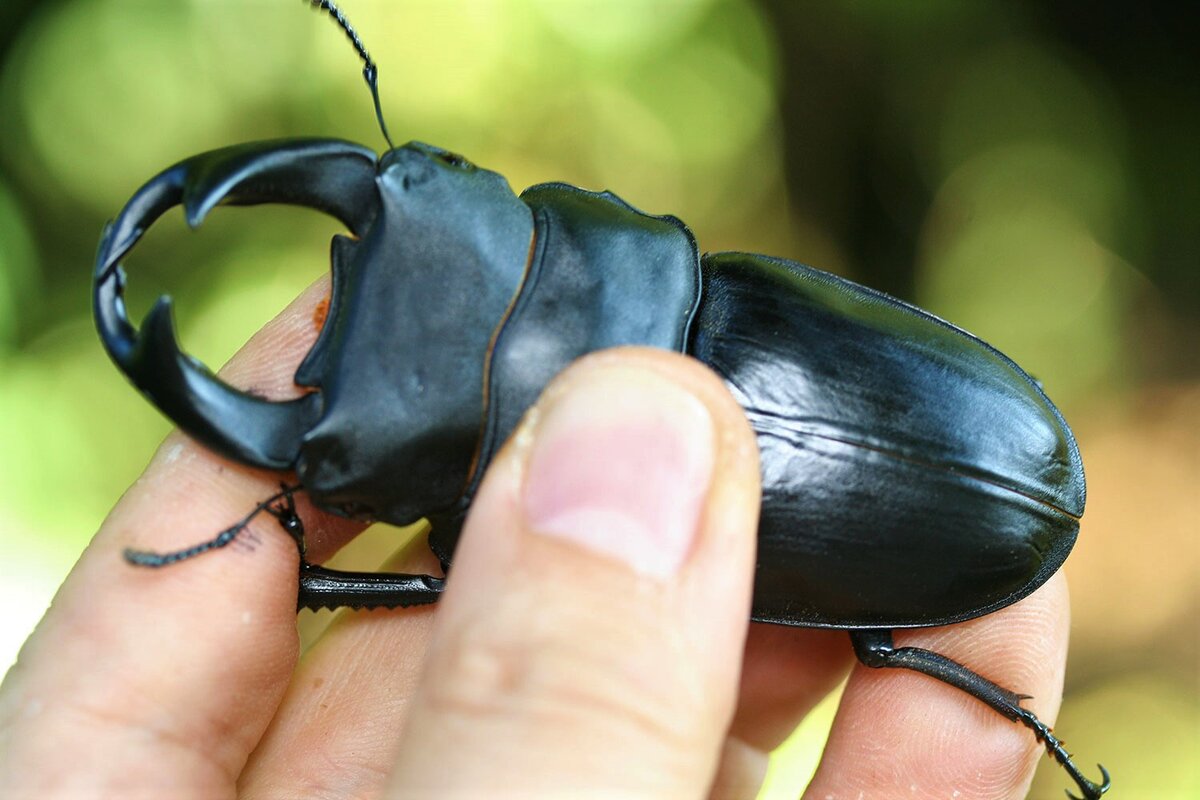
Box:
[95,139,533,525]
[293,142,533,523]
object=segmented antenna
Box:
[124,484,306,567]
[307,0,395,149]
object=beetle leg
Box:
[124,482,446,611]
[265,487,447,610]
[849,629,1110,800]
[124,483,304,567]
[294,512,459,611]
[298,566,444,612]
[264,482,306,559]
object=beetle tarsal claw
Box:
[1064,763,1111,800]
[1063,762,1111,800]
[1019,709,1109,799]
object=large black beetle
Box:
[92,3,1108,798]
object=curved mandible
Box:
[93,138,379,469]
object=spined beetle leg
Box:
[258,483,448,612]
[850,629,1110,800]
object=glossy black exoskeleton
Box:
[92,3,1108,797]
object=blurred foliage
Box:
[0,0,1196,796]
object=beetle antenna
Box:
[124,484,305,567]
[306,0,395,149]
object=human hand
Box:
[0,279,1070,799]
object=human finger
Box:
[387,348,761,799]
[0,277,362,799]
[709,625,853,799]
[237,535,441,798]
[803,573,1071,800]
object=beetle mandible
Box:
[91,3,1109,798]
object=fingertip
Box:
[388,348,762,798]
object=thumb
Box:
[387,348,761,799]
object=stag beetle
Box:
[92,3,1108,798]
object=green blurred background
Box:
[0,1,1196,795]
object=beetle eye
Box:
[440,151,474,170]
